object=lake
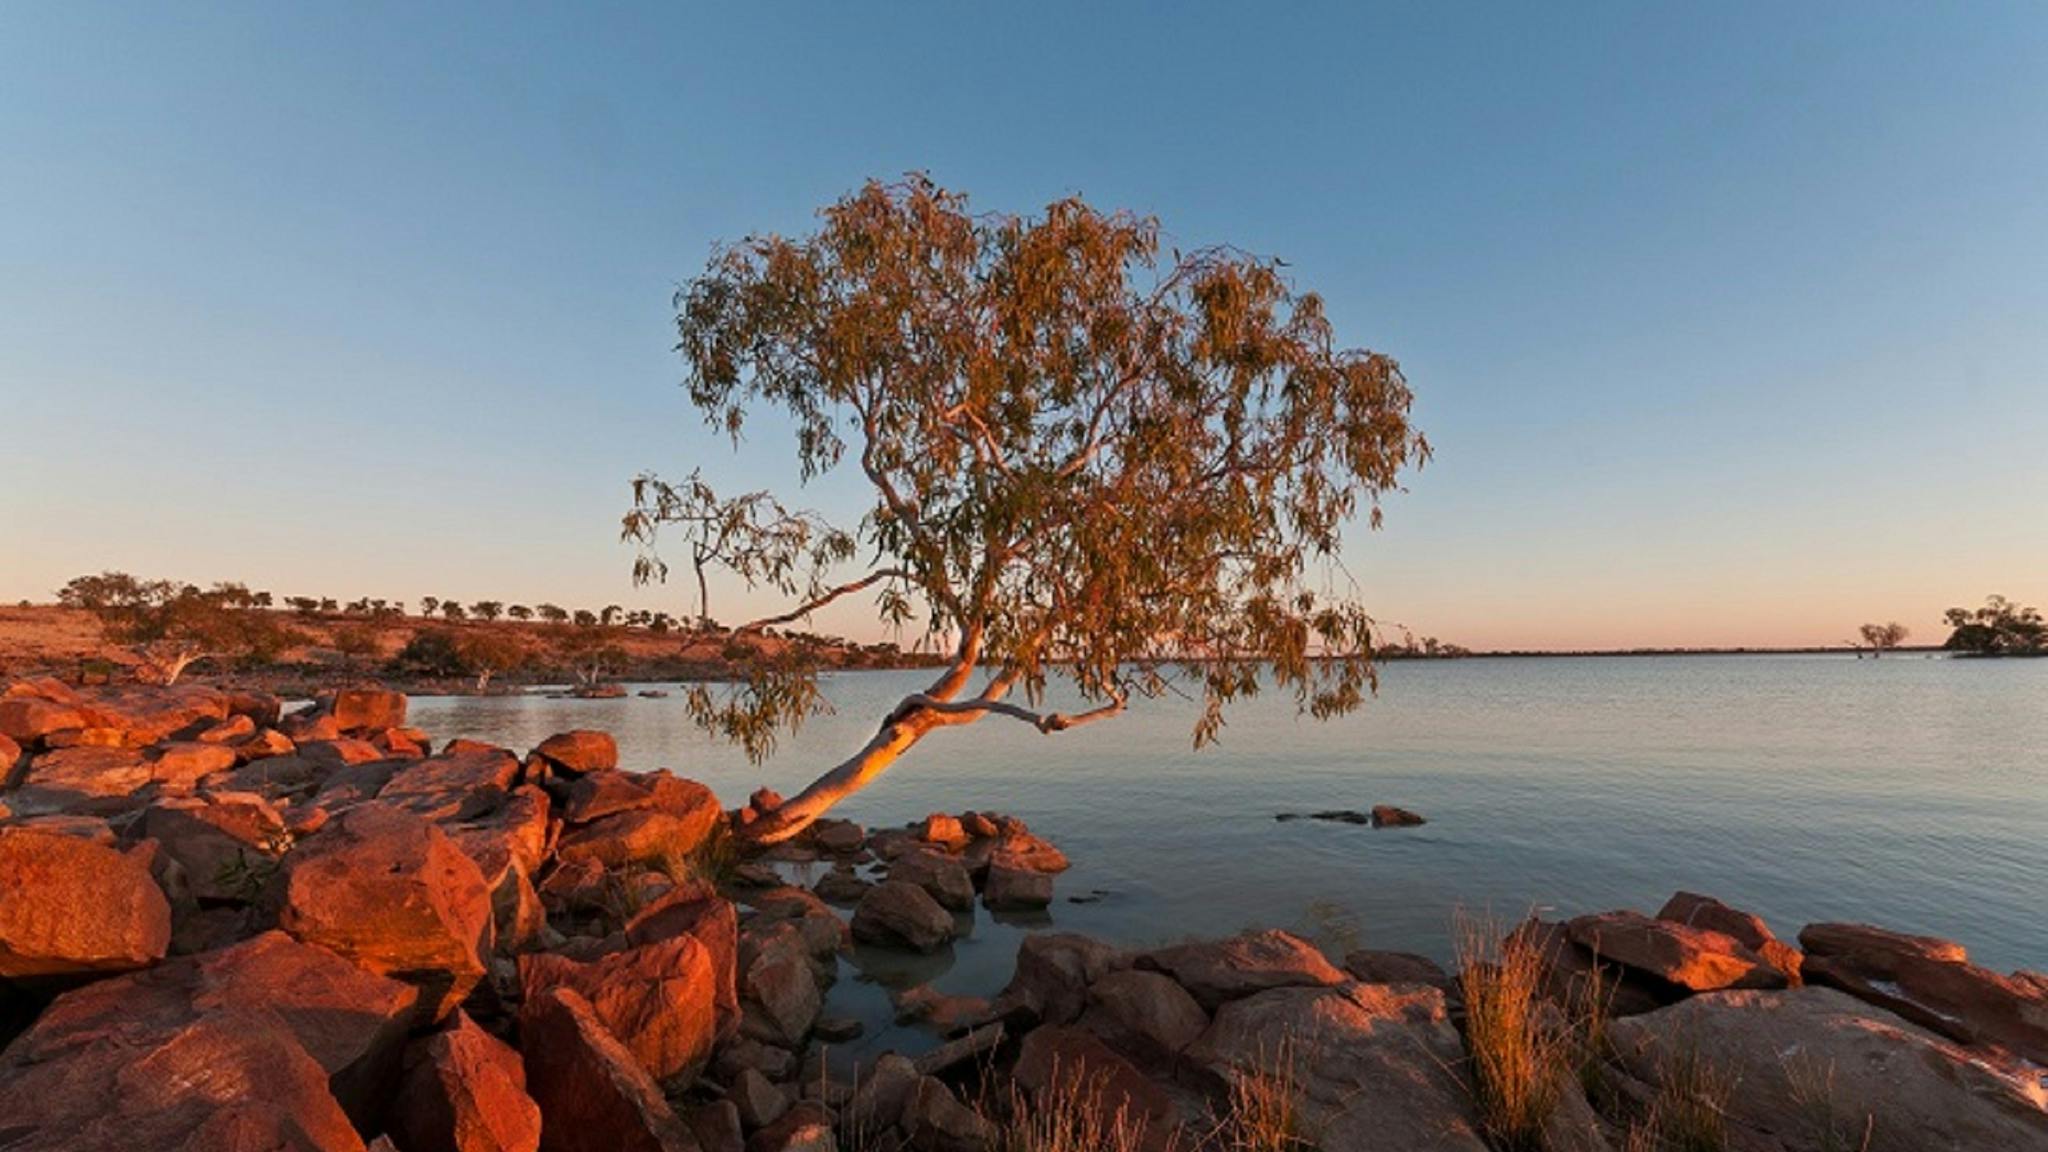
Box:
[408,654,2048,1061]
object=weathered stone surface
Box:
[994,932,1123,1026]
[1507,918,1673,1017]
[982,858,1053,910]
[918,812,970,848]
[196,713,257,743]
[0,1007,368,1151]
[10,745,153,813]
[737,922,822,1048]
[0,825,170,978]
[0,730,21,775]
[1015,1027,1177,1151]
[2,930,416,1136]
[966,830,1068,876]
[278,803,492,1021]
[558,806,719,869]
[300,737,388,769]
[1369,804,1426,827]
[812,819,865,854]
[147,740,239,790]
[682,1100,745,1152]
[1799,923,2048,1063]
[812,864,871,905]
[1081,968,1209,1064]
[0,693,90,745]
[852,880,955,954]
[1187,982,1487,1152]
[732,1066,792,1131]
[234,726,298,763]
[534,730,618,774]
[141,791,290,902]
[627,883,741,1038]
[519,934,719,1084]
[520,986,698,1152]
[1341,949,1453,991]
[1566,910,1785,992]
[903,1076,996,1152]
[914,1021,1004,1077]
[391,1011,543,1152]
[1608,987,2048,1152]
[324,687,408,734]
[280,708,344,743]
[443,784,552,884]
[379,745,523,821]
[1137,930,1345,1011]
[1656,891,1803,981]
[888,850,975,911]
[561,768,656,823]
[746,885,848,959]
[843,1051,920,1137]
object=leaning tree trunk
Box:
[734,708,945,846]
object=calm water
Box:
[409,655,2047,1059]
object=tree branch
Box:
[732,569,909,633]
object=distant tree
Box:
[458,630,527,692]
[599,604,624,627]
[252,590,274,609]
[440,601,468,621]
[390,628,467,678]
[507,604,534,621]
[648,612,676,634]
[572,609,598,628]
[331,621,382,668]
[374,600,406,620]
[1943,596,2045,656]
[420,596,441,618]
[556,627,627,689]
[626,609,651,628]
[318,598,338,613]
[1854,622,1911,657]
[58,572,298,683]
[536,603,569,624]
[345,597,371,615]
[285,596,323,617]
[623,177,1426,844]
[471,601,504,622]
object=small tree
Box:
[572,609,598,628]
[471,601,504,622]
[536,603,569,624]
[420,596,441,618]
[58,572,297,683]
[1943,596,2046,656]
[458,631,527,692]
[1854,622,1910,657]
[600,604,624,627]
[331,621,383,669]
[507,604,534,621]
[440,601,468,622]
[555,627,626,688]
[625,178,1426,844]
[390,628,468,678]
[285,596,323,617]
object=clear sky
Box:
[3,3,2044,651]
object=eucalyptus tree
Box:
[626,177,1427,845]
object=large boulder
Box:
[737,921,822,1048]
[1080,968,1209,1065]
[377,745,523,822]
[887,849,975,911]
[1565,910,1785,992]
[520,986,699,1152]
[0,690,91,746]
[1506,917,1674,1018]
[1607,987,2048,1152]
[1186,981,1487,1152]
[852,880,956,954]
[146,741,239,791]
[1136,929,1345,1011]
[1655,891,1802,982]
[277,803,493,1022]
[1014,1026,1179,1151]
[0,825,170,978]
[8,745,155,814]
[140,792,290,903]
[993,932,1124,1026]
[322,687,409,735]
[390,1011,543,1152]
[627,883,741,1039]
[518,934,720,1084]
[556,776,722,869]
[982,857,1054,911]
[533,730,618,775]
[0,930,416,1141]
[1799,921,2048,1064]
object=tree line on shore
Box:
[1854,594,2045,658]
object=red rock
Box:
[443,784,553,889]
[561,768,656,823]
[917,812,969,848]
[518,934,720,1083]
[379,745,522,821]
[533,730,618,774]
[743,1100,833,1152]
[324,687,409,734]
[197,714,257,743]
[225,690,283,727]
[300,737,388,768]
[520,986,698,1152]
[736,922,821,1047]
[557,806,719,869]
[369,727,430,759]
[0,1008,367,1151]
[1658,891,1803,983]
[888,848,975,911]
[75,684,231,744]
[140,792,291,902]
[0,730,23,774]
[280,709,344,743]
[0,825,170,978]
[1081,969,1209,1064]
[10,745,153,813]
[958,811,999,838]
[0,695,90,745]
[6,930,417,1133]
[1137,930,1344,1010]
[747,787,783,814]
[851,879,956,953]
[1567,910,1785,992]
[1015,1026,1178,1150]
[147,740,239,790]
[1799,922,2048,1064]
[995,933,1124,1026]
[278,804,492,1022]
[1507,918,1674,1018]
[40,726,130,748]
[626,883,740,1039]
[391,1011,542,1152]
[984,856,1054,910]
[1799,921,1969,965]
[234,727,298,763]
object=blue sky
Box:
[3,3,2043,649]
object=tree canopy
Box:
[1943,595,2045,656]
[625,177,1427,843]
[57,572,296,683]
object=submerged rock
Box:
[852,880,956,954]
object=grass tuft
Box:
[1456,914,1572,1151]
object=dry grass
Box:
[987,1073,1166,1152]
[1456,914,1573,1151]
[1629,1041,1736,1152]
[1209,1043,1314,1152]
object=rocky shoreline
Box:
[1,678,2044,1151]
